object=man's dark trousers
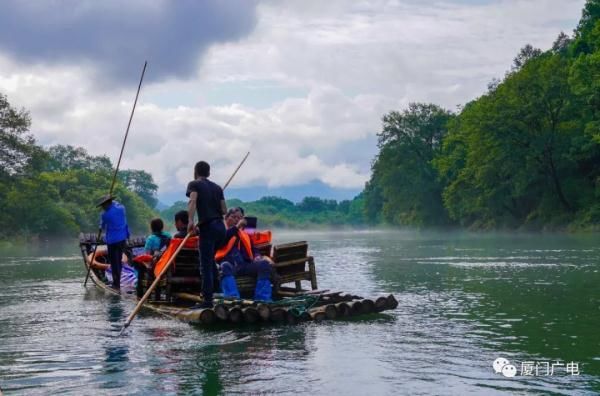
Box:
[198,219,226,305]
[107,240,127,289]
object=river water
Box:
[0,230,598,395]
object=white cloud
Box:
[0,0,586,201]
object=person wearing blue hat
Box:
[97,194,130,290]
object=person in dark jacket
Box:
[97,194,130,290]
[217,207,273,301]
[186,161,227,308]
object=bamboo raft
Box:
[79,232,398,326]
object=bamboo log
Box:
[256,303,271,321]
[270,307,286,322]
[228,307,243,323]
[386,294,399,309]
[242,307,259,323]
[348,300,364,315]
[308,305,337,320]
[335,302,351,316]
[174,292,202,303]
[361,298,375,314]
[324,304,337,319]
[214,303,229,321]
[175,308,215,324]
[198,309,216,325]
[286,310,299,325]
[375,296,388,312]
[299,311,311,322]
[309,310,327,322]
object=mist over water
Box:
[0,230,598,395]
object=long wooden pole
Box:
[84,61,148,287]
[120,232,192,335]
[119,154,249,334]
[223,151,249,190]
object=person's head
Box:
[225,207,244,228]
[150,218,164,234]
[96,194,115,211]
[194,161,210,179]
[174,210,189,231]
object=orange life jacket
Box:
[249,230,272,245]
[153,236,199,277]
[215,229,254,262]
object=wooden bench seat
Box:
[271,241,317,293]
[163,240,317,301]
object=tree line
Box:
[160,195,366,230]
[364,0,600,231]
[0,94,158,240]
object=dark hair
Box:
[194,161,210,178]
[150,218,164,233]
[174,210,189,225]
[226,207,244,219]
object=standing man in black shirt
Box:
[186,161,227,308]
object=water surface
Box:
[0,230,598,395]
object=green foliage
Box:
[159,195,367,229]
[46,144,112,172]
[0,94,158,239]
[365,1,600,231]
[0,93,46,180]
[365,103,454,227]
[118,169,159,208]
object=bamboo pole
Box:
[222,151,249,190]
[84,61,148,287]
[119,232,192,334]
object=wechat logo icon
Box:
[493,357,517,378]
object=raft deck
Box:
[79,233,398,326]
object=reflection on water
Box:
[0,231,598,394]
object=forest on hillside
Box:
[364,1,600,231]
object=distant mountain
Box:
[154,201,169,211]
[157,180,363,205]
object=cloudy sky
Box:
[0,0,586,204]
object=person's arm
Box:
[188,191,197,233]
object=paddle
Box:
[84,61,147,287]
[119,153,250,335]
[119,231,192,335]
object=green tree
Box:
[0,93,46,180]
[46,144,112,172]
[366,103,454,226]
[118,169,159,208]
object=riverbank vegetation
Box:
[365,1,600,231]
[160,195,366,230]
[0,93,156,239]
